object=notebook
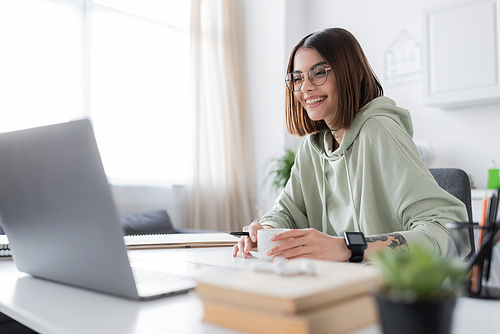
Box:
[125,232,240,250]
[0,119,198,299]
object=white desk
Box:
[0,247,499,334]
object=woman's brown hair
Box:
[285,28,383,136]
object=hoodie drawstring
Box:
[343,148,360,232]
[321,157,328,233]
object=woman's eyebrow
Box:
[313,61,328,67]
[294,61,328,72]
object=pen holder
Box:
[446,222,500,299]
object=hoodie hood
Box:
[311,96,414,160]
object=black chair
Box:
[429,168,475,259]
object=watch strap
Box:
[344,232,367,263]
[348,246,365,262]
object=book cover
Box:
[195,261,382,313]
[201,293,377,334]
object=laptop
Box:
[0,119,197,299]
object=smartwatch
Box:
[344,232,367,262]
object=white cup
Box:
[257,228,291,255]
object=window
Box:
[0,0,191,185]
[0,0,84,132]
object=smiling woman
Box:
[234,28,470,263]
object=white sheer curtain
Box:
[186,0,254,231]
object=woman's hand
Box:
[232,221,266,258]
[266,228,352,262]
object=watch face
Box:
[345,232,367,247]
[348,234,365,245]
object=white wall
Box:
[237,0,288,215]
[284,0,308,151]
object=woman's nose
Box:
[300,75,315,93]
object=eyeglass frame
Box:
[284,63,332,92]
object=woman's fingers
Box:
[247,221,263,242]
[266,235,307,257]
[265,229,311,257]
[232,243,240,257]
[233,232,248,257]
[235,223,259,258]
[275,245,312,259]
[242,236,252,255]
[240,237,249,258]
[232,221,277,258]
[270,228,308,241]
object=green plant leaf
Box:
[369,243,468,301]
[264,148,296,193]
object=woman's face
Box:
[293,47,339,128]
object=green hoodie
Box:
[260,97,469,255]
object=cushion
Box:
[119,209,175,236]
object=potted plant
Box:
[369,244,468,334]
[264,148,296,193]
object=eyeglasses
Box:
[285,64,331,92]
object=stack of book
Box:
[195,260,382,334]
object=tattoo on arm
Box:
[366,235,389,243]
[366,233,408,250]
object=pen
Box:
[229,231,250,237]
[484,191,499,282]
[471,194,488,294]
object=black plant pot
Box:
[375,293,456,334]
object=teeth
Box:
[306,97,326,104]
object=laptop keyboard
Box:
[131,267,197,298]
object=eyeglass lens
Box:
[285,64,329,92]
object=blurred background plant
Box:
[264,148,296,193]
